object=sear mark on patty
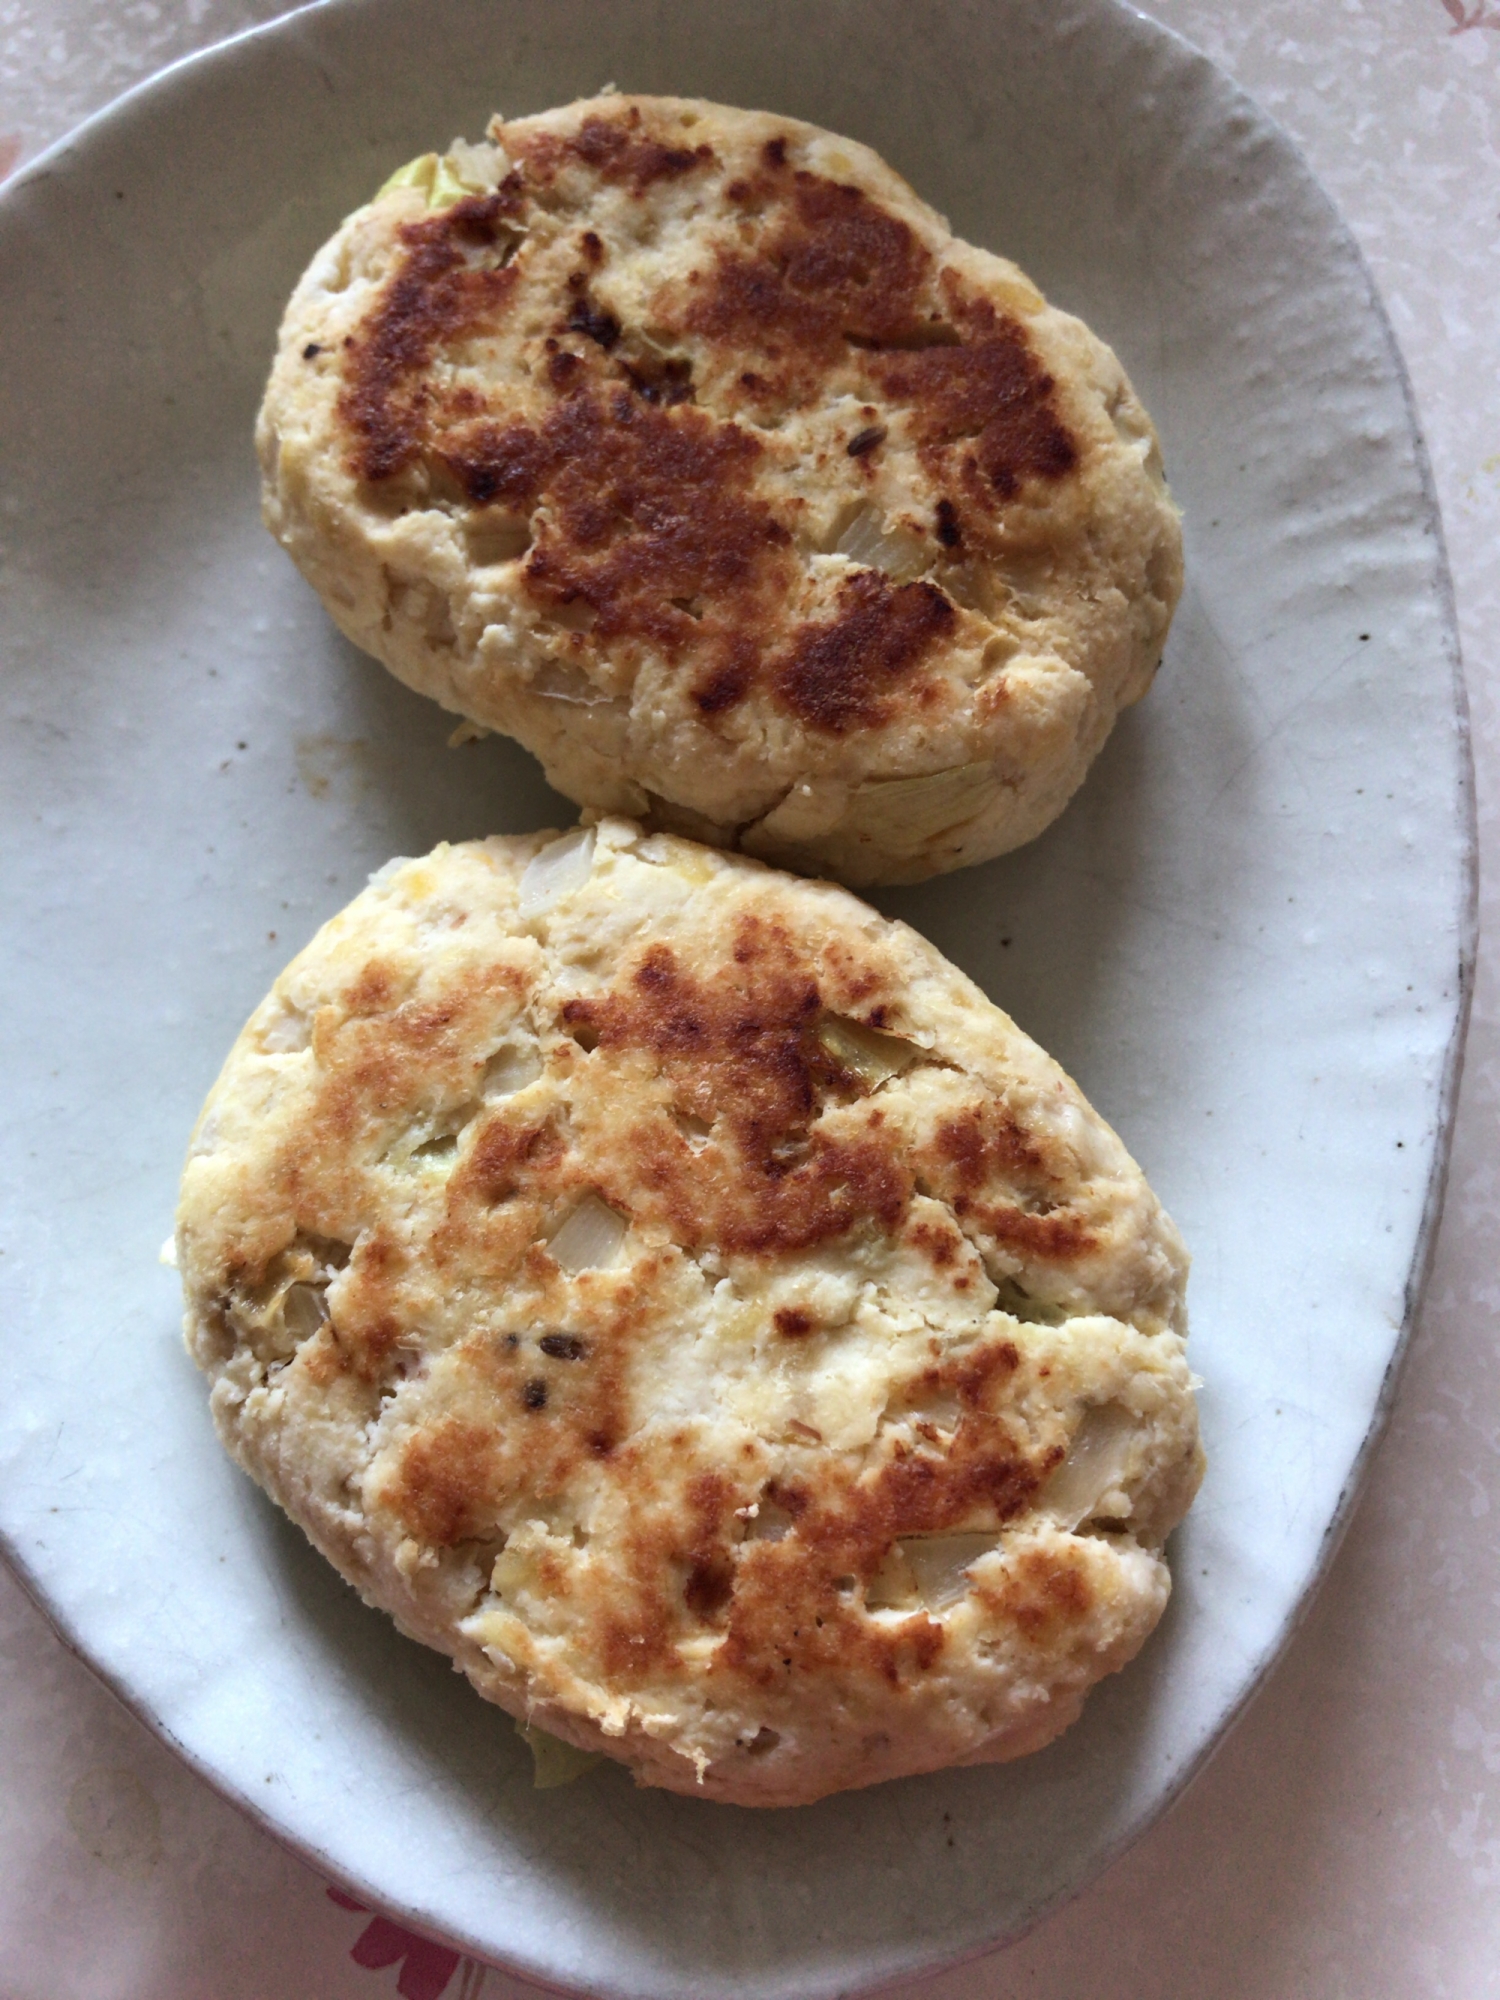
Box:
[564,292,624,350]
[916,1104,1098,1263]
[439,388,795,676]
[338,187,526,484]
[693,565,956,726]
[865,288,1077,502]
[514,106,719,196]
[621,351,696,406]
[688,153,1077,512]
[558,916,912,1258]
[693,167,932,371]
[336,107,1079,732]
[772,570,957,732]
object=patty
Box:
[257,95,1182,886]
[176,820,1201,1806]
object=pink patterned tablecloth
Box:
[2,3,1498,1994]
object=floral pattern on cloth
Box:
[1438,0,1500,31]
[327,1888,490,1999]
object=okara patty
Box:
[258,95,1182,886]
[177,821,1202,1806]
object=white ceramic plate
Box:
[0,2,1472,1994]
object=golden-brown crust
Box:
[557,921,914,1256]
[333,119,1076,732]
[680,162,1078,517]
[520,109,720,197]
[766,570,957,732]
[178,824,1200,1804]
[339,187,528,484]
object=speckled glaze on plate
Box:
[0,2,1472,1996]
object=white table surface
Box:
[2,3,1497,1995]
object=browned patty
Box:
[258,97,1182,883]
[177,823,1202,1805]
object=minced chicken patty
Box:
[177,819,1202,1806]
[257,95,1182,885]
